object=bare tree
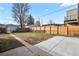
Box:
[49,19,55,25]
[36,20,40,26]
[27,15,34,25]
[12,3,30,30]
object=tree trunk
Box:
[20,17,24,31]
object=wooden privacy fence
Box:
[30,26,79,36]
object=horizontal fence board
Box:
[68,26,79,36]
[59,26,68,36]
[45,26,50,34]
[51,26,58,35]
[31,25,79,36]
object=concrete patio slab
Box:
[35,36,79,56]
[35,36,64,52]
[52,37,79,56]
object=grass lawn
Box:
[0,34,23,53]
[14,32,53,45]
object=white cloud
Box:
[45,9,49,11]
[60,3,77,7]
[59,0,78,7]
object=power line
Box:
[37,4,77,25]
[39,4,77,17]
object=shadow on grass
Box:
[0,37,23,53]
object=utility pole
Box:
[39,17,42,26]
[77,3,79,22]
[49,19,52,25]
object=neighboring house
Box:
[6,24,19,33]
[0,24,6,33]
[64,4,79,25]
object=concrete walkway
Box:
[0,46,33,56]
[35,36,79,56]
[0,34,51,56]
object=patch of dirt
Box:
[13,35,41,45]
[14,33,53,45]
[23,37,41,45]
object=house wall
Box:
[6,25,18,33]
[64,4,79,25]
[67,8,78,20]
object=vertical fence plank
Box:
[50,26,51,34]
[44,26,46,33]
[67,26,69,36]
[30,26,79,36]
[57,25,59,35]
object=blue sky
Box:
[0,3,77,25]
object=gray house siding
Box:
[6,24,19,33]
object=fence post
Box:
[35,26,36,32]
[40,26,41,32]
[44,26,46,33]
[50,25,51,34]
[36,26,37,32]
[35,28,37,32]
[67,26,69,36]
[32,27,33,32]
[57,25,59,35]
